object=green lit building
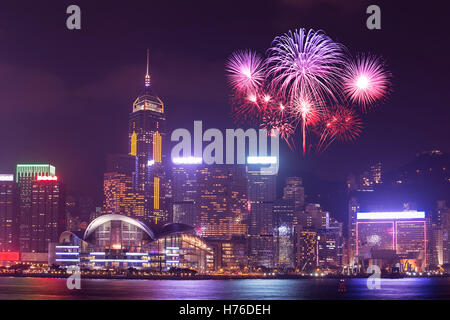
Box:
[16,164,56,253]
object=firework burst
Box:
[225,28,392,156]
[317,105,363,152]
[342,53,391,110]
[266,28,345,105]
[260,104,294,146]
[230,89,277,124]
[226,50,266,94]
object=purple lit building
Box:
[356,211,428,271]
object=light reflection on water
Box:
[0,277,448,300]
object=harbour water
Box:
[0,277,449,300]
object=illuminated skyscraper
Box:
[273,199,295,268]
[172,160,201,227]
[30,175,65,253]
[16,164,56,252]
[0,174,19,252]
[299,203,330,231]
[356,211,428,271]
[197,165,247,240]
[347,196,360,266]
[128,51,168,225]
[437,201,450,264]
[295,228,318,272]
[316,218,343,268]
[357,162,383,191]
[282,177,305,210]
[247,162,276,269]
[370,162,383,185]
[103,154,144,219]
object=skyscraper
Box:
[437,201,450,264]
[0,174,19,253]
[30,175,65,253]
[316,218,343,268]
[16,164,56,252]
[273,199,295,269]
[103,154,144,219]
[282,177,305,210]
[172,160,201,227]
[347,196,360,266]
[299,203,330,231]
[197,165,248,240]
[370,162,383,185]
[128,51,168,225]
[356,211,428,271]
[247,163,276,269]
[295,228,318,272]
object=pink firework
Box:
[343,53,391,110]
[317,105,363,151]
[266,28,345,105]
[226,50,266,94]
[292,95,321,126]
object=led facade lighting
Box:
[16,164,56,182]
[0,252,19,261]
[89,259,146,263]
[0,174,14,181]
[172,157,202,164]
[55,252,80,255]
[357,211,425,220]
[36,175,58,181]
[247,156,277,164]
[56,259,80,262]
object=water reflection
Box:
[0,277,448,300]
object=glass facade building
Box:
[356,211,428,271]
[0,175,19,253]
[128,52,169,225]
[16,164,56,252]
[197,165,247,240]
[50,214,212,273]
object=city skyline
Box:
[0,0,450,304]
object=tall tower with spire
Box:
[128,50,168,225]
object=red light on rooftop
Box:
[0,252,19,261]
[36,175,58,181]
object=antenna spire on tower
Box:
[145,49,151,87]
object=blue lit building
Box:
[49,214,213,273]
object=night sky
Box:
[0,0,448,205]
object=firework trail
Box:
[287,94,322,154]
[317,105,363,152]
[342,53,391,111]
